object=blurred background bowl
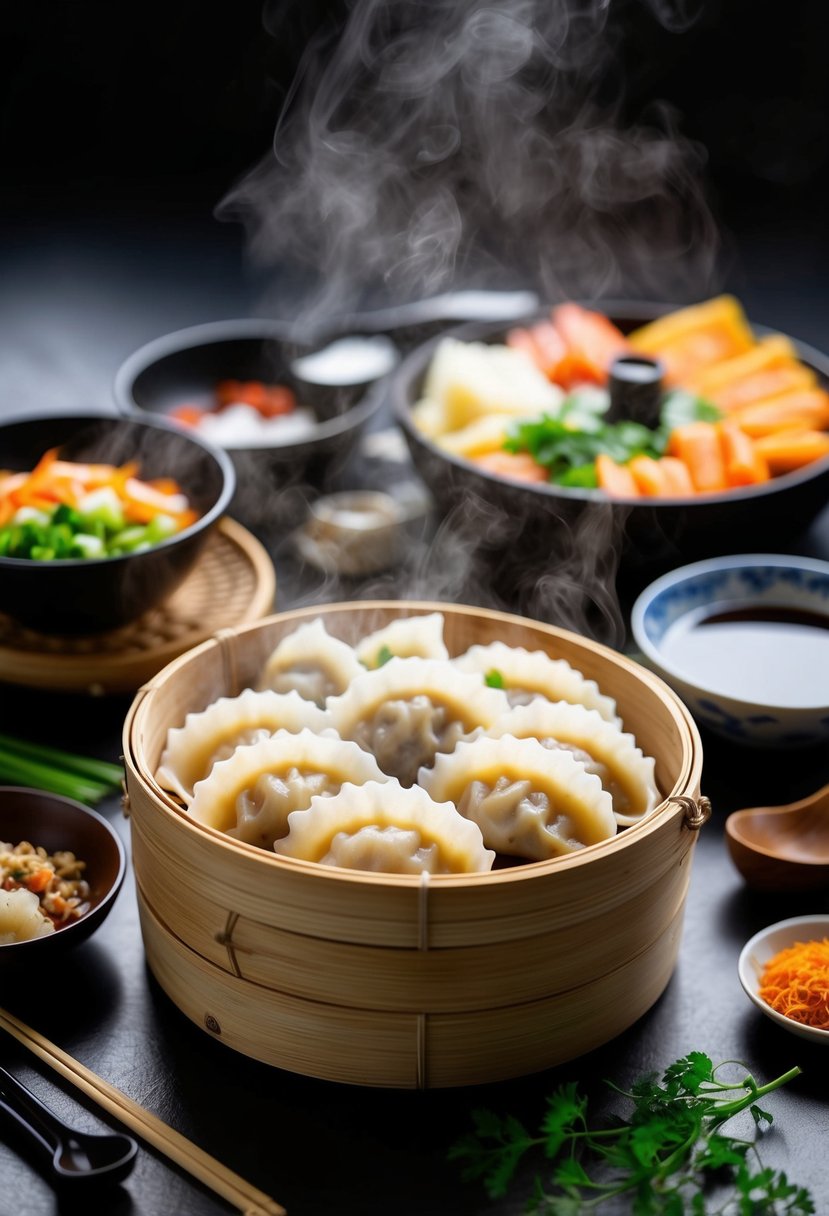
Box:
[391,306,829,599]
[0,786,125,967]
[0,412,234,634]
[631,553,829,746]
[738,915,829,1045]
[114,319,391,529]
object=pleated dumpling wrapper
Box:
[486,701,659,827]
[156,689,332,804]
[453,641,620,726]
[188,728,388,851]
[356,612,449,670]
[274,781,495,875]
[327,657,508,787]
[258,618,364,706]
[420,735,616,861]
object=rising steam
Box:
[221,0,720,324]
[220,0,722,641]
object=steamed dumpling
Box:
[327,657,507,786]
[156,689,332,803]
[274,781,494,874]
[259,619,363,706]
[485,701,659,826]
[420,735,616,861]
[454,641,620,724]
[356,613,449,669]
[188,728,388,850]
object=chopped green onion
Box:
[376,645,394,667]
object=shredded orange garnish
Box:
[758,938,829,1030]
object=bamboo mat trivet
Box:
[0,1006,285,1215]
[0,518,275,695]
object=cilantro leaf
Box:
[450,1056,809,1214]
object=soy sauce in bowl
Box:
[659,605,829,707]
[631,554,829,746]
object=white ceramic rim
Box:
[630,552,829,712]
[737,913,829,1045]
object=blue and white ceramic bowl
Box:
[631,554,829,747]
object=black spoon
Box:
[0,1065,137,1187]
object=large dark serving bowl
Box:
[114,320,388,527]
[391,306,829,595]
[0,412,234,634]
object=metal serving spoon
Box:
[0,1065,137,1187]
[725,782,829,892]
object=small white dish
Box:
[631,553,829,747]
[738,914,829,1045]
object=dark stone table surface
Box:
[0,219,828,1216]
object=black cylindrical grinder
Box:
[607,355,665,428]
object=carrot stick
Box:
[708,365,815,412]
[529,321,568,381]
[474,451,549,484]
[552,304,629,387]
[628,455,671,497]
[596,453,640,497]
[667,422,727,492]
[718,420,769,486]
[658,457,695,496]
[754,430,829,474]
[731,389,829,438]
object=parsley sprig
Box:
[450,1052,813,1214]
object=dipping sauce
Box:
[659,605,829,707]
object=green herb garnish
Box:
[484,669,505,689]
[375,645,394,667]
[0,733,123,806]
[504,389,721,486]
[450,1052,812,1213]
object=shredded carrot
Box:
[758,938,829,1030]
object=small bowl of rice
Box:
[0,787,126,966]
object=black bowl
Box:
[0,786,126,966]
[0,412,235,634]
[114,320,389,528]
[391,306,829,595]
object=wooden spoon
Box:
[725,783,829,892]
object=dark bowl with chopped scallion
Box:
[0,412,234,634]
[392,305,829,592]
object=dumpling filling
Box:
[351,695,468,787]
[458,776,587,858]
[229,768,340,848]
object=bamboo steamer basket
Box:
[123,601,707,1089]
